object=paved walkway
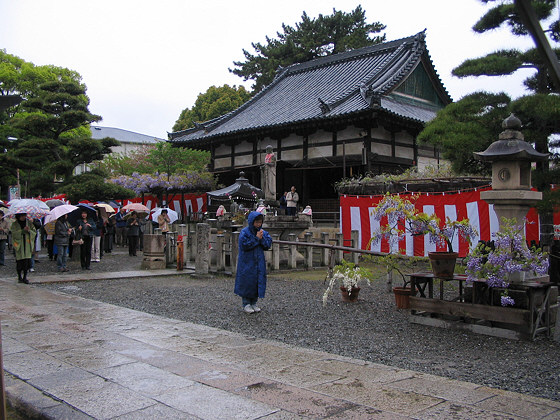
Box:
[0,272,559,419]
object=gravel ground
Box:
[3,246,560,402]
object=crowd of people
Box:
[0,205,174,283]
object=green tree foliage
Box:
[97,142,211,178]
[230,6,386,93]
[96,144,155,176]
[0,50,118,198]
[418,92,512,176]
[147,142,210,176]
[57,170,135,204]
[173,85,251,132]
[419,1,560,192]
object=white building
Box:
[74,126,165,175]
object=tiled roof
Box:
[90,126,165,144]
[170,31,450,144]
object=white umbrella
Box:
[44,204,79,224]
[151,208,178,224]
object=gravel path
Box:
[4,246,559,402]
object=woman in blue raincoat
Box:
[234,211,272,313]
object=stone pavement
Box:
[0,272,559,419]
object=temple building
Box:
[168,31,452,210]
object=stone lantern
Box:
[474,114,548,225]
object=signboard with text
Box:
[8,185,20,201]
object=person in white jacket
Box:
[286,186,299,216]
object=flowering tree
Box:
[466,218,549,306]
[370,194,476,254]
[109,171,215,196]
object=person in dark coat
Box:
[104,215,115,253]
[76,210,96,270]
[234,211,272,313]
[10,213,36,283]
[126,211,140,256]
[54,214,72,272]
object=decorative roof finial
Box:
[502,113,521,130]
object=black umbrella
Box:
[68,203,98,226]
[46,199,64,208]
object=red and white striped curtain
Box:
[340,187,540,258]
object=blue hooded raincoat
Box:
[234,211,273,299]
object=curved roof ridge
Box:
[285,32,423,76]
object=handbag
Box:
[72,229,84,245]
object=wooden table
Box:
[406,272,468,301]
[406,272,558,340]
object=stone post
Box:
[335,232,344,263]
[216,234,225,271]
[231,231,239,275]
[304,232,313,269]
[272,234,280,270]
[321,232,329,266]
[166,231,178,266]
[190,224,197,262]
[288,233,297,269]
[351,230,360,265]
[195,223,210,274]
[141,234,166,270]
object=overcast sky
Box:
[1,0,537,139]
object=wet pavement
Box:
[0,259,559,419]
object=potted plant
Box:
[323,260,372,305]
[370,194,477,278]
[465,218,549,306]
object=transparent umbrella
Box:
[151,208,179,224]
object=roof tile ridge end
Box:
[378,38,426,94]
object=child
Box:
[234,211,272,313]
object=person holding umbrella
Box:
[157,209,171,233]
[76,210,96,270]
[10,213,37,283]
[126,211,140,256]
[54,214,72,272]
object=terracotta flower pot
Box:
[393,287,413,309]
[428,252,458,278]
[340,286,360,302]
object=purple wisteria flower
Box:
[501,295,515,306]
[465,218,550,307]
